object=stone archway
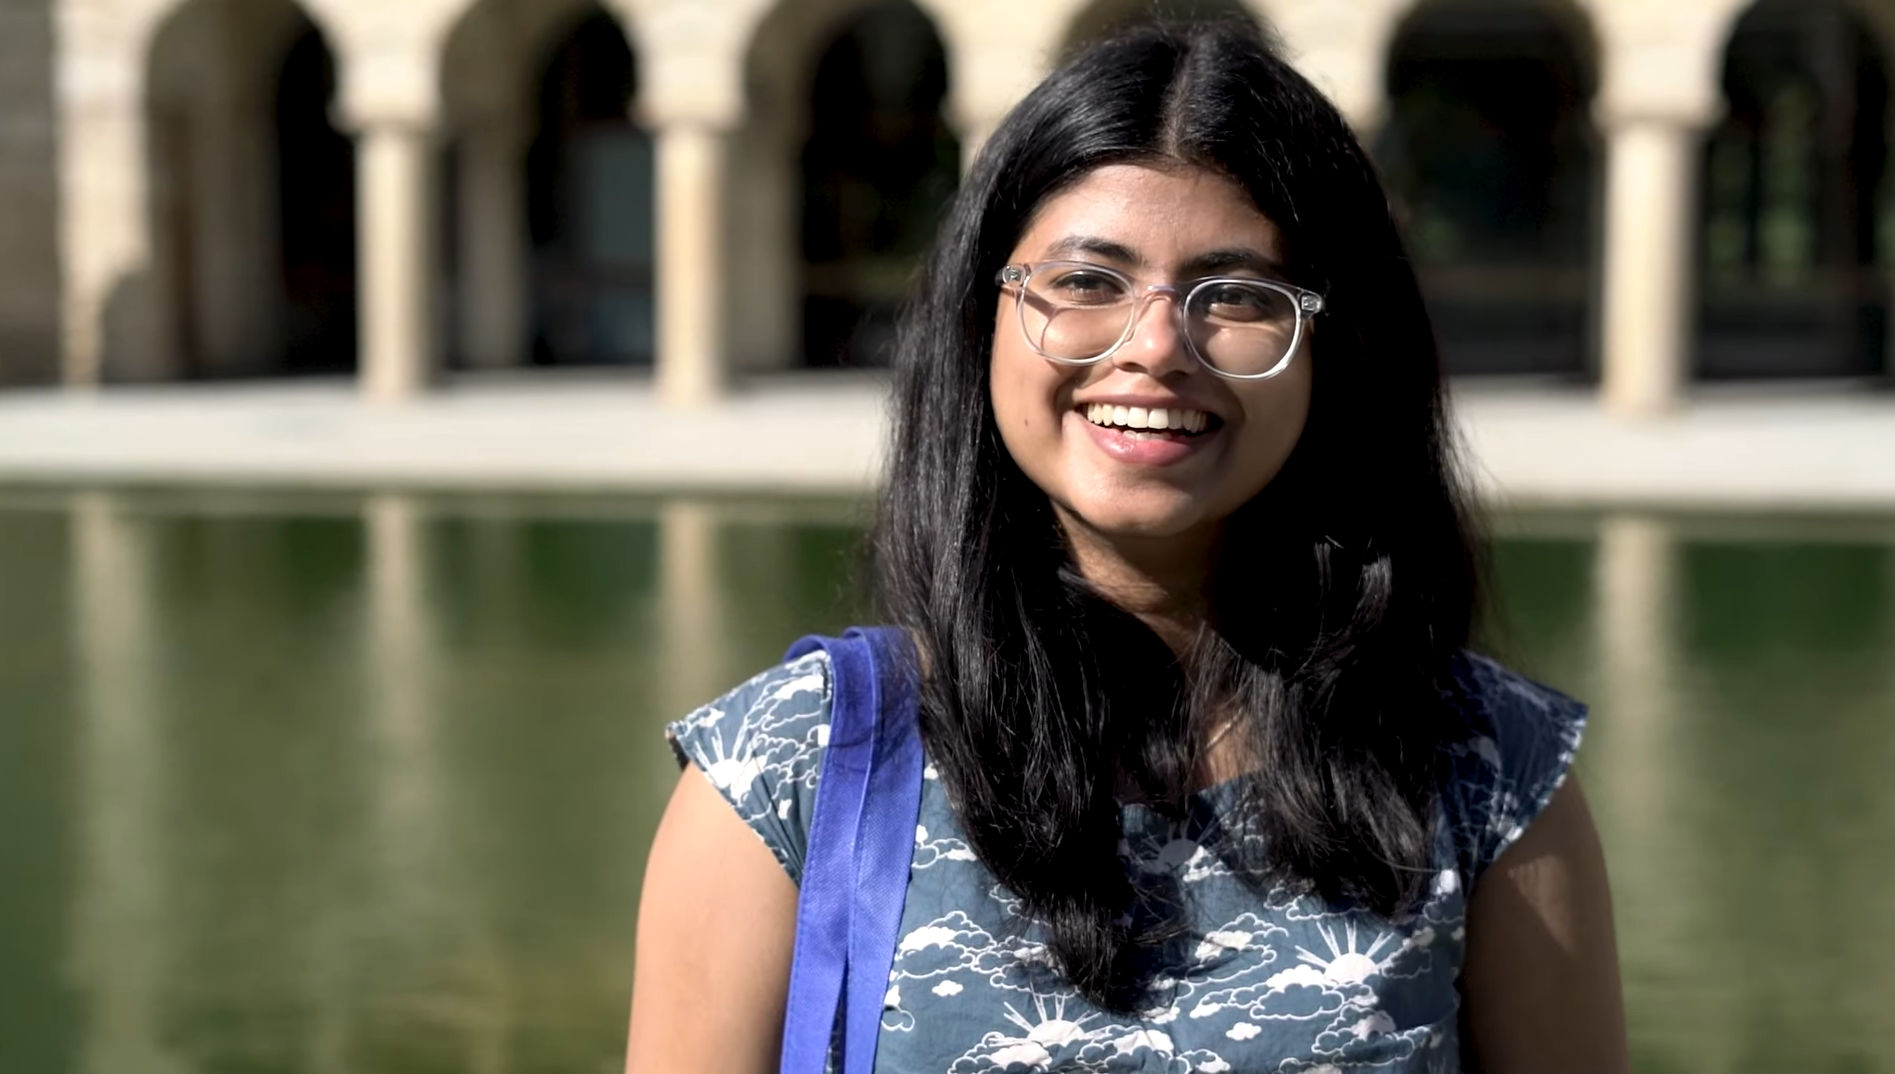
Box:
[1698,0,1892,379]
[145,0,355,378]
[523,7,653,367]
[798,2,959,367]
[740,0,960,369]
[1379,0,1600,378]
[441,0,653,370]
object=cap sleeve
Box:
[665,651,833,883]
[1440,652,1589,883]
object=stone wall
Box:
[0,0,59,385]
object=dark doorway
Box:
[1698,0,1891,379]
[526,8,653,366]
[1379,1,1598,377]
[799,2,958,368]
[276,21,357,374]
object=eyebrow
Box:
[1042,235,1141,264]
[1039,236,1288,279]
[1183,248,1289,278]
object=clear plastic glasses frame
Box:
[995,260,1325,381]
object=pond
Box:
[1,490,1891,1073]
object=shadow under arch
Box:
[439,0,653,370]
[1697,0,1892,380]
[1377,0,1600,379]
[144,0,356,379]
[525,8,652,367]
[743,0,960,369]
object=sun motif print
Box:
[668,648,1585,1072]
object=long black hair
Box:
[872,21,1479,1012]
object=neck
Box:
[1057,510,1218,657]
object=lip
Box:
[1072,408,1220,467]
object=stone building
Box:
[15,0,1895,410]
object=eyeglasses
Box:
[995,260,1324,380]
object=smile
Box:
[1083,403,1212,435]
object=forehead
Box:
[1011,163,1284,267]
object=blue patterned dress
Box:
[666,650,1586,1073]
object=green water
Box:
[1,491,1891,1073]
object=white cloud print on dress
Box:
[913,825,979,870]
[889,910,1056,995]
[677,654,828,814]
[945,994,1238,1074]
[1187,917,1419,1025]
[1185,912,1288,980]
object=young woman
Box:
[627,21,1626,1074]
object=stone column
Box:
[57,65,157,386]
[1599,115,1701,416]
[357,121,438,402]
[934,9,1063,175]
[655,122,730,406]
[1586,0,1737,414]
[957,113,1003,175]
[457,123,526,370]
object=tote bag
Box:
[777,627,924,1074]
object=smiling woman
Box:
[991,165,1314,569]
[625,20,1626,1074]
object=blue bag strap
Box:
[776,627,923,1074]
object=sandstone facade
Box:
[25,0,1895,410]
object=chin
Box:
[1065,502,1211,542]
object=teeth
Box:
[1084,404,1210,433]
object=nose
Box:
[1110,286,1197,379]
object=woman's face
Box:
[991,163,1314,555]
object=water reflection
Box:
[657,501,726,731]
[356,493,502,1072]
[1586,517,1709,1069]
[4,491,1891,1072]
[69,494,177,1074]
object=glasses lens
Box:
[1186,281,1299,376]
[1020,265,1134,361]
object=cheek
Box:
[988,346,1040,476]
[990,336,1068,445]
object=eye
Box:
[1039,268,1129,305]
[1196,282,1284,323]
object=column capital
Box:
[336,48,443,134]
[54,0,155,115]
[1592,2,1737,137]
[309,0,468,131]
[622,0,771,131]
[1267,0,1407,140]
[926,0,1069,143]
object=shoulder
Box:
[1439,651,1590,882]
[665,651,835,883]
